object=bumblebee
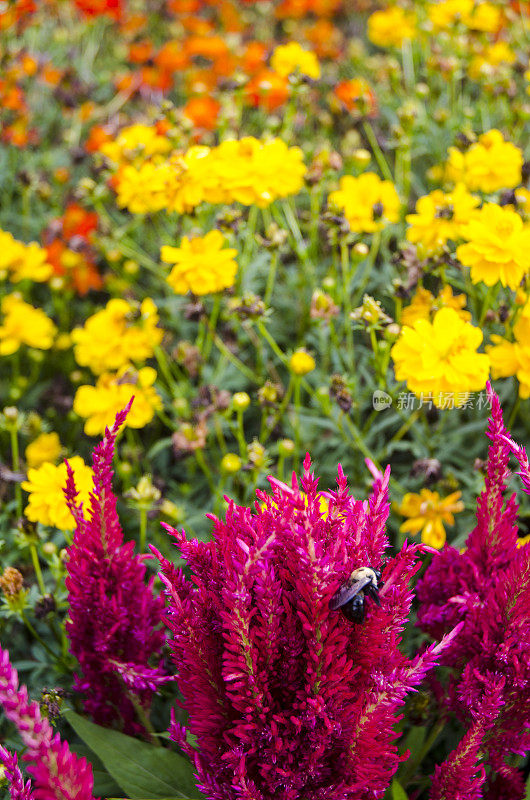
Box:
[329,566,382,624]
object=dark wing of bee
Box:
[329,575,372,610]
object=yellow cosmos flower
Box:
[270,42,321,79]
[0,295,56,356]
[73,366,162,436]
[456,203,530,290]
[0,231,52,283]
[391,307,490,407]
[25,432,62,469]
[22,455,93,531]
[396,488,465,549]
[328,172,400,234]
[401,286,471,327]
[445,130,523,193]
[367,7,416,48]
[72,298,162,375]
[487,299,530,398]
[406,184,480,255]
[427,0,474,30]
[468,41,516,81]
[116,161,175,214]
[162,231,238,296]
[100,123,172,166]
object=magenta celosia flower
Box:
[64,402,167,734]
[155,455,458,800]
[417,383,530,798]
[0,746,34,800]
[0,647,95,800]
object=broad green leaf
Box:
[399,725,426,758]
[391,778,409,800]
[525,772,530,799]
[64,709,202,800]
[70,742,122,797]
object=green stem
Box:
[293,377,302,468]
[21,612,66,666]
[400,721,444,788]
[340,242,354,371]
[139,507,147,553]
[264,250,278,307]
[202,295,221,362]
[10,425,22,518]
[195,448,215,493]
[30,544,46,596]
[362,121,394,183]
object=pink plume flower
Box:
[0,647,95,800]
[156,454,457,800]
[63,402,167,734]
[418,383,530,798]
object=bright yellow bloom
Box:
[406,184,480,255]
[100,123,171,166]
[468,41,516,81]
[396,488,465,549]
[445,130,523,193]
[289,349,316,375]
[367,6,416,48]
[328,172,400,234]
[0,295,56,356]
[167,146,222,214]
[162,231,238,296]
[221,453,243,474]
[71,297,163,375]
[271,42,321,79]
[391,307,490,406]
[25,432,62,469]
[73,366,162,436]
[427,0,473,30]
[401,286,471,327]
[457,203,530,290]
[116,161,175,214]
[465,2,501,33]
[0,231,52,283]
[487,299,530,398]
[22,456,93,531]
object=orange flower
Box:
[85,124,113,153]
[185,34,229,61]
[244,68,289,111]
[334,78,377,116]
[183,96,221,131]
[40,63,63,86]
[167,0,202,11]
[305,19,342,59]
[240,41,268,75]
[128,40,154,64]
[140,65,173,91]
[155,41,190,73]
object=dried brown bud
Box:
[0,567,23,598]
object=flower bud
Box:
[221,453,242,474]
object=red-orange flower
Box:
[244,68,289,111]
[183,96,221,131]
[333,78,378,117]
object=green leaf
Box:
[64,709,202,800]
[525,771,530,799]
[391,778,409,800]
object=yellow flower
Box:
[221,453,242,474]
[289,349,316,375]
[162,231,238,296]
[456,203,530,290]
[465,1,501,33]
[0,231,52,283]
[367,6,416,48]
[401,286,471,327]
[22,455,93,531]
[270,42,321,79]
[72,298,162,375]
[0,295,56,356]
[116,161,175,214]
[25,432,62,469]
[406,184,480,255]
[73,365,161,436]
[328,172,400,234]
[391,307,490,406]
[427,0,473,30]
[167,146,222,214]
[487,299,530,398]
[100,123,172,166]
[468,41,516,81]
[445,130,523,193]
[396,488,464,549]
